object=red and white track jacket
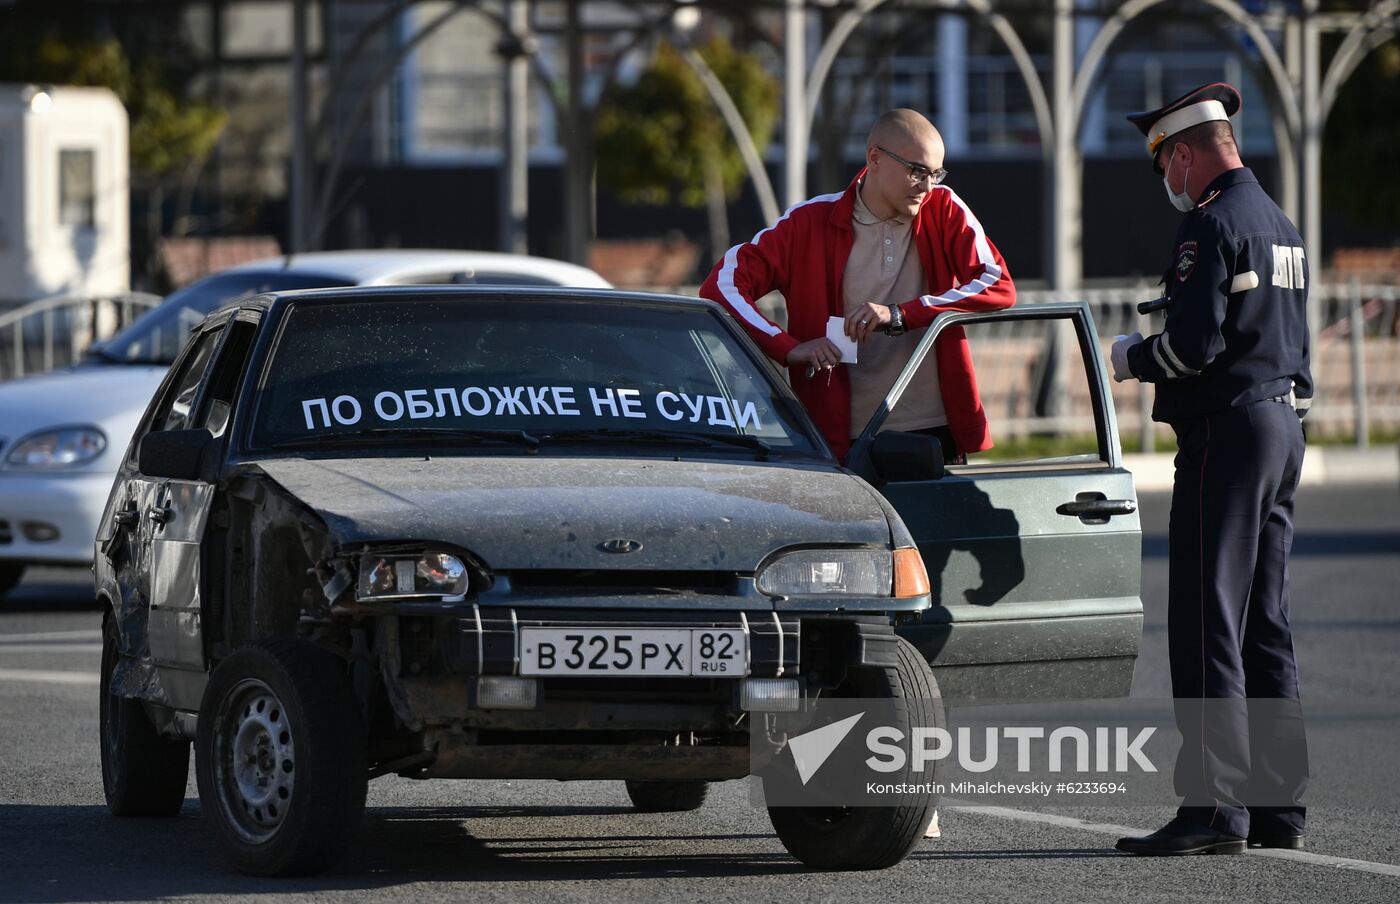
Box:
[699,171,1016,461]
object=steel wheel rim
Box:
[214,678,296,843]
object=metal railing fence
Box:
[0,293,161,381]
[1001,281,1400,450]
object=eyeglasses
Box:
[877,146,948,185]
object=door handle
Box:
[146,505,174,525]
[1056,498,1137,519]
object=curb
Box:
[1123,445,1400,492]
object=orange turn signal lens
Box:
[892,547,931,598]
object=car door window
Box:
[150,327,221,434]
[851,310,1116,472]
[193,318,259,437]
[955,317,1110,470]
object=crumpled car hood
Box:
[251,455,891,571]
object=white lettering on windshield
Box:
[294,387,766,432]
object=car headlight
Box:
[4,427,107,468]
[757,548,893,597]
[357,551,469,599]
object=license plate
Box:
[519,628,748,677]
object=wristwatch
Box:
[885,304,907,336]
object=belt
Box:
[1265,394,1292,406]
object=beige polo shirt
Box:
[843,183,946,437]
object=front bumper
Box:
[372,607,904,780]
[0,469,114,565]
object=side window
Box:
[194,319,259,437]
[149,328,221,435]
[954,316,1110,468]
[59,149,96,228]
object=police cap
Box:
[1127,83,1241,169]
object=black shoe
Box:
[1116,817,1247,856]
[1248,832,1305,850]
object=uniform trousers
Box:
[1167,398,1309,838]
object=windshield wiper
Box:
[538,428,770,459]
[270,427,541,452]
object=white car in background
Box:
[0,250,611,599]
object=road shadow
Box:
[0,802,804,901]
[3,568,98,613]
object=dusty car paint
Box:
[250,456,893,572]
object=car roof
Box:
[220,249,612,289]
[269,284,713,308]
[206,285,720,323]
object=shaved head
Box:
[862,109,946,221]
[867,109,944,157]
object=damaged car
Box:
[95,286,1142,876]
[94,286,944,875]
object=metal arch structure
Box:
[287,1,1400,277]
[1072,0,1303,138]
[791,0,1059,282]
[1058,0,1315,293]
[710,0,1399,289]
[796,0,1056,185]
[1320,0,1400,122]
[679,47,783,225]
[299,0,671,261]
[1068,0,1305,225]
[307,1,479,251]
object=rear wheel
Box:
[625,780,709,812]
[195,639,367,877]
[99,609,191,816]
[0,562,25,600]
[767,637,943,870]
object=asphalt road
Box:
[1,483,1397,903]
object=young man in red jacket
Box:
[700,108,1016,464]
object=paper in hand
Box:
[826,316,858,364]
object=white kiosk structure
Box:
[0,84,129,306]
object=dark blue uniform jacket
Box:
[1127,167,1313,423]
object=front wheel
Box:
[195,639,367,877]
[767,636,943,870]
[100,609,190,816]
[625,780,709,812]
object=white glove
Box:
[1110,332,1142,383]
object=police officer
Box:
[1110,83,1311,856]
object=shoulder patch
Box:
[1175,241,1198,282]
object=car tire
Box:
[766,636,942,871]
[195,638,367,877]
[100,609,191,817]
[624,779,710,812]
[0,562,25,600]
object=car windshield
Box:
[252,297,826,459]
[96,270,347,365]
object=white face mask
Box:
[1162,150,1195,212]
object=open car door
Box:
[846,302,1142,701]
